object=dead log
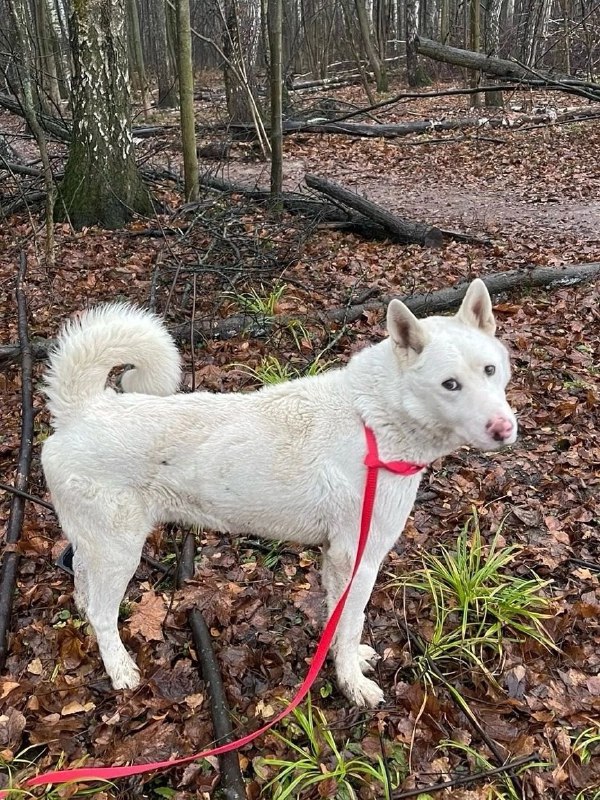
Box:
[305,173,444,247]
[178,262,600,340]
[0,254,35,671]
[286,118,481,138]
[229,103,600,142]
[199,173,391,239]
[414,37,600,103]
[1,263,599,361]
[0,92,71,141]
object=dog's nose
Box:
[486,415,515,442]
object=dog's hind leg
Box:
[322,539,385,708]
[64,497,152,690]
[84,528,150,690]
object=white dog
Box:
[41,279,516,707]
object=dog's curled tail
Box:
[44,303,182,424]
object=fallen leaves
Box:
[128,588,167,642]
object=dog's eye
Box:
[484,365,496,376]
[442,378,461,391]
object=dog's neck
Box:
[346,339,464,465]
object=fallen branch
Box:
[0,253,35,671]
[1,264,599,359]
[390,753,537,799]
[0,481,53,511]
[178,533,246,799]
[305,174,444,247]
[414,37,600,103]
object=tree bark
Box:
[406,0,427,86]
[151,0,178,107]
[268,0,283,199]
[223,0,261,124]
[176,0,199,201]
[305,173,444,246]
[127,0,150,117]
[354,0,388,91]
[59,0,153,229]
[484,0,504,107]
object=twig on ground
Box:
[568,557,600,573]
[0,252,35,671]
[390,753,539,799]
[0,481,53,510]
[178,532,246,799]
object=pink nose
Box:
[486,415,514,442]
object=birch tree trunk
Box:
[59,0,152,229]
[223,0,261,124]
[406,0,428,85]
[485,0,504,106]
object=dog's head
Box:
[386,279,517,453]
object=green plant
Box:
[230,283,287,317]
[233,354,330,386]
[393,510,555,680]
[0,747,114,798]
[257,695,405,799]
[572,725,600,765]
[235,355,295,385]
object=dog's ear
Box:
[456,279,496,336]
[387,299,428,363]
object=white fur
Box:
[42,280,517,707]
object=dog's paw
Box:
[358,644,380,674]
[340,674,385,708]
[109,659,141,690]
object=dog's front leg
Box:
[322,543,384,707]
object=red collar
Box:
[363,425,427,475]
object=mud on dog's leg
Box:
[322,541,383,708]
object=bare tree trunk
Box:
[176,0,199,200]
[470,0,481,106]
[559,0,571,73]
[151,0,178,107]
[355,0,388,91]
[406,0,428,84]
[223,0,261,124]
[268,0,283,199]
[7,0,56,264]
[440,0,449,40]
[35,0,61,110]
[485,0,504,106]
[127,0,151,117]
[59,0,152,229]
[518,0,551,66]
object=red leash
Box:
[3,426,425,794]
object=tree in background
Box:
[59,0,152,229]
[176,0,199,200]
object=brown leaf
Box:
[128,590,166,641]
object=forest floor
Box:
[0,77,599,800]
